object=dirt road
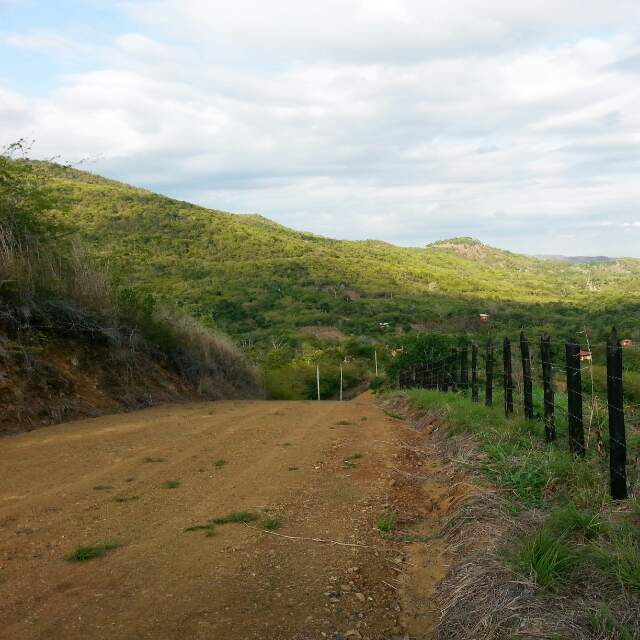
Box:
[0,394,454,640]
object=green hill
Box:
[39,162,640,353]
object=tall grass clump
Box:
[509,528,577,591]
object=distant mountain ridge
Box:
[533,255,615,264]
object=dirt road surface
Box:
[1,394,455,640]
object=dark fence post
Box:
[471,344,479,402]
[540,333,556,442]
[520,331,534,419]
[607,328,627,499]
[485,339,494,407]
[503,337,514,415]
[565,339,585,457]
[460,345,469,391]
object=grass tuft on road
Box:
[261,516,282,530]
[66,542,122,562]
[211,511,259,525]
[377,512,397,532]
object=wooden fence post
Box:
[606,328,627,499]
[520,331,534,419]
[565,339,585,456]
[540,333,556,442]
[471,344,479,402]
[503,337,514,415]
[485,339,494,407]
[460,346,469,391]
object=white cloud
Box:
[5,31,98,59]
[2,1,640,254]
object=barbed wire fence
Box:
[397,328,633,501]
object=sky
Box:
[1,1,640,256]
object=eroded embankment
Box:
[0,320,259,436]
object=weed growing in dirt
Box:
[93,485,113,491]
[377,512,397,532]
[143,457,166,463]
[125,477,135,482]
[344,452,364,468]
[288,466,299,471]
[184,523,216,534]
[336,420,353,426]
[261,516,282,530]
[214,459,226,468]
[211,512,259,525]
[161,480,180,489]
[509,528,577,591]
[66,542,122,562]
[113,496,139,503]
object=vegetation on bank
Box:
[406,389,639,636]
[0,145,258,408]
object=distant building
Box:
[580,350,592,361]
[479,313,490,323]
[390,348,403,358]
[621,339,633,346]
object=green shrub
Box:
[369,375,386,392]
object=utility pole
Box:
[340,365,343,401]
[374,350,378,376]
[316,365,320,401]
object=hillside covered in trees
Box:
[40,162,640,345]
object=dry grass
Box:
[0,226,112,311]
